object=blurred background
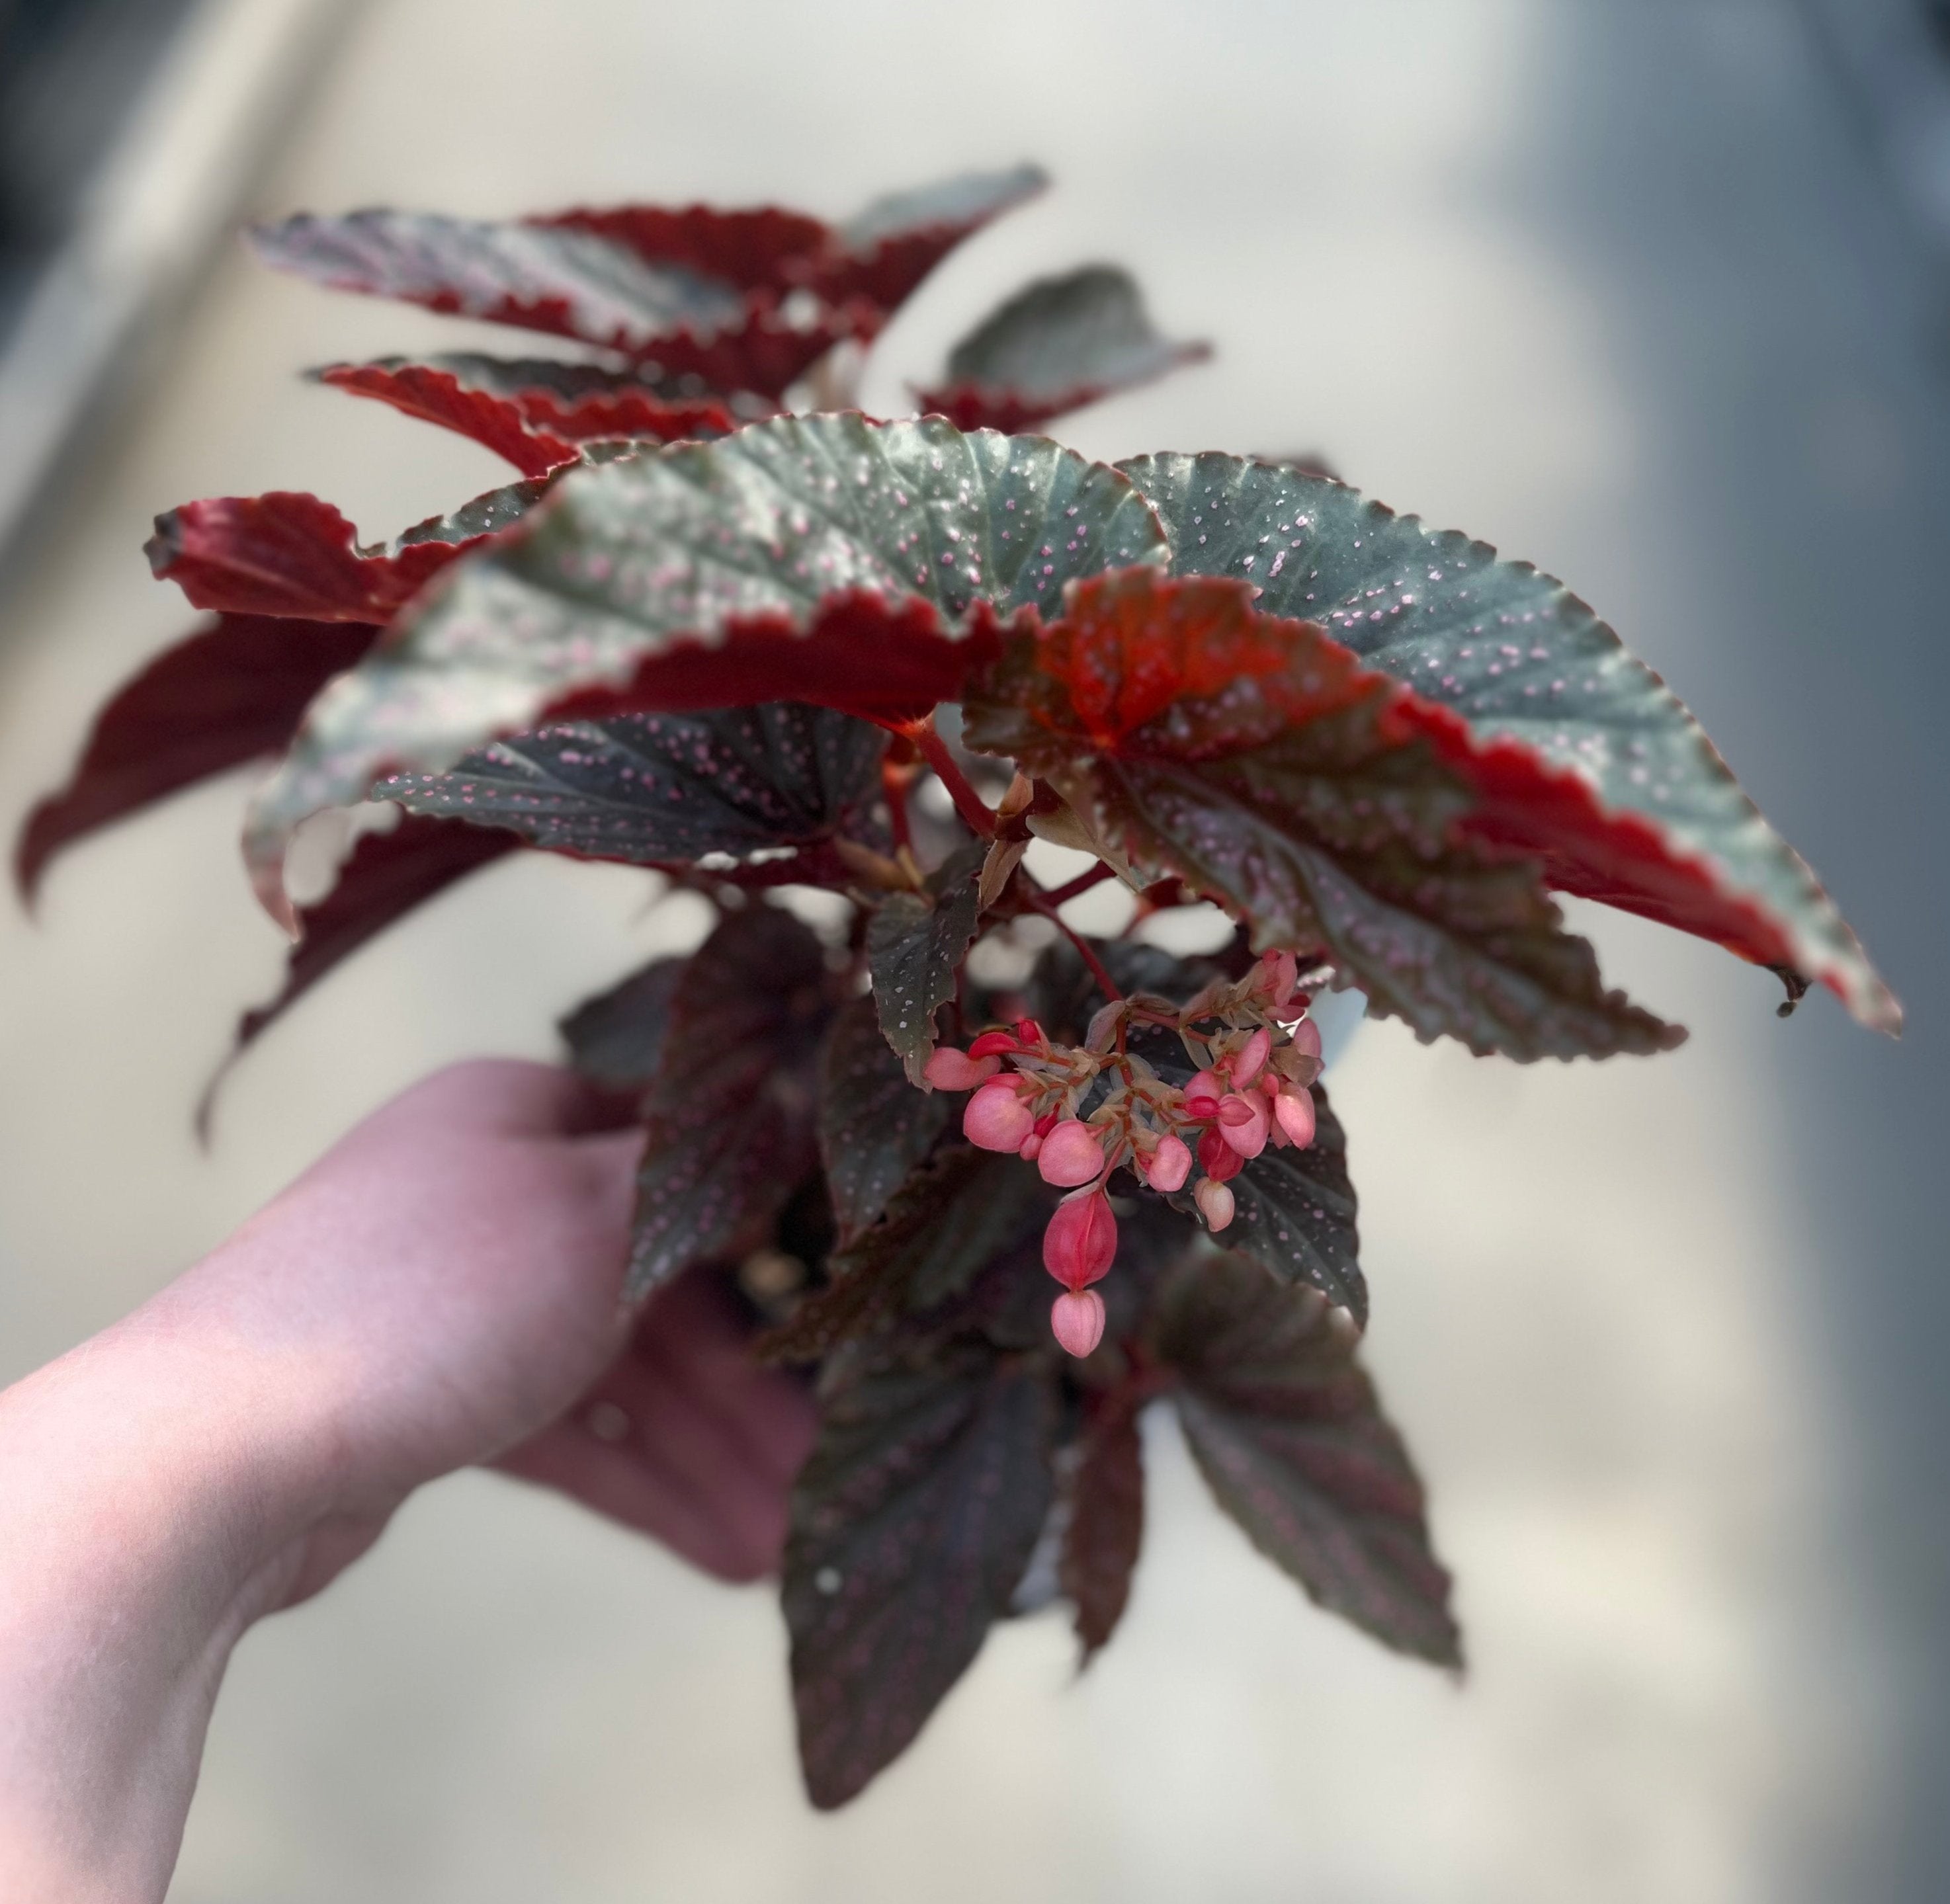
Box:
[1,1,1945,1899]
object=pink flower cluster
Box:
[923,950,1324,1359]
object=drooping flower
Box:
[1272,1087,1316,1148]
[1037,1118,1106,1187]
[964,1078,1034,1151]
[1194,1177,1236,1231]
[1216,1092,1269,1157]
[923,1046,1000,1090]
[1050,1288,1107,1357]
[1142,1133,1192,1192]
[1042,1188,1117,1290]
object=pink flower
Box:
[1216,1092,1269,1157]
[1272,1088,1316,1148]
[1037,1118,1105,1186]
[1143,1134,1193,1192]
[1255,949,1298,1011]
[1183,1068,1223,1120]
[1050,1289,1107,1357]
[1042,1190,1117,1290]
[1230,1026,1271,1089]
[923,1046,1001,1091]
[1197,1125,1245,1183]
[964,1079,1034,1152]
[969,1028,1023,1059]
[1195,1177,1236,1231]
[1290,1016,1322,1061]
[1018,1132,1043,1161]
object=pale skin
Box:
[0,1059,816,1902]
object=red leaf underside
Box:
[17,614,380,901]
[513,385,736,442]
[147,493,486,622]
[538,204,832,294]
[200,814,518,1133]
[316,363,575,477]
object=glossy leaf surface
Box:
[919,264,1209,433]
[1121,452,1897,1032]
[17,614,378,901]
[244,415,1168,927]
[866,841,985,1081]
[784,1341,1055,1807]
[1154,1253,1459,1665]
[816,996,951,1243]
[379,701,887,875]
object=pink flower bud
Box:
[1217,1092,1269,1157]
[1256,949,1298,1010]
[1050,1288,1107,1358]
[1183,1068,1223,1119]
[1230,1026,1271,1089]
[923,1046,1001,1091]
[1015,1017,1046,1047]
[969,1028,1023,1059]
[1289,1016,1323,1061]
[1273,1087,1316,1149]
[1198,1124,1246,1182]
[1038,1118,1106,1187]
[1042,1190,1117,1290]
[1143,1133,1193,1192]
[964,1079,1034,1152]
[1018,1132,1042,1160]
[1195,1177,1236,1231]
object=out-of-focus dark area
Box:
[0,0,201,351]
[0,4,1945,1901]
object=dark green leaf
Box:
[817,995,951,1242]
[243,414,1168,927]
[1120,452,1897,1034]
[560,955,686,1087]
[784,1342,1056,1807]
[378,702,887,872]
[1152,1252,1459,1666]
[627,904,833,1296]
[1060,1391,1146,1661]
[867,841,985,1081]
[921,265,1209,431]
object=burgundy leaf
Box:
[865,841,986,1082]
[1152,1252,1460,1666]
[537,202,831,295]
[559,954,686,1089]
[17,614,378,903]
[816,995,951,1244]
[146,492,488,622]
[314,361,577,477]
[1060,1388,1146,1661]
[199,813,519,1135]
[784,1341,1057,1807]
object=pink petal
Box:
[1050,1289,1107,1358]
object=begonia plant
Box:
[18,165,1897,1808]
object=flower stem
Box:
[1025,890,1123,1002]
[1035,860,1115,908]
[906,716,996,839]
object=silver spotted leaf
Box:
[816,995,951,1244]
[865,841,986,1082]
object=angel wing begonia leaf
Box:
[314,357,737,474]
[919,264,1210,433]
[16,613,378,903]
[1058,1387,1146,1661]
[784,1338,1056,1808]
[866,841,986,1082]
[198,813,519,1136]
[1121,453,1898,1033]
[147,478,546,623]
[964,569,1683,1062]
[242,415,1169,929]
[1153,1253,1460,1666]
[815,163,1048,312]
[816,996,951,1245]
[559,953,686,1089]
[378,701,887,881]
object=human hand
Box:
[0,1058,815,1901]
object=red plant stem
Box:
[1035,860,1115,909]
[906,717,996,839]
[880,755,915,854]
[1025,890,1122,1001]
